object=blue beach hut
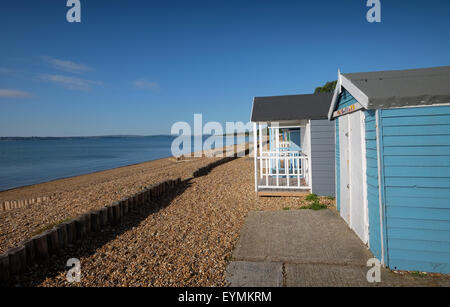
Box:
[328,66,450,273]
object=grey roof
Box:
[251,93,333,122]
[343,66,450,109]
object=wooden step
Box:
[257,190,311,197]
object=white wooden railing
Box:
[257,151,311,190]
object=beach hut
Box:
[328,66,450,273]
[251,93,335,197]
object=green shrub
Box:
[300,201,327,211]
[305,193,319,202]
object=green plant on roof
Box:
[305,193,319,202]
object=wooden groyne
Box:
[0,196,52,212]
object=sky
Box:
[0,0,449,137]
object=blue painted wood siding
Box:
[337,89,358,110]
[335,120,340,212]
[364,110,382,261]
[289,129,301,150]
[380,106,450,273]
[310,120,335,197]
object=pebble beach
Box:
[1,152,334,287]
[0,155,222,254]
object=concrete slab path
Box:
[226,210,450,287]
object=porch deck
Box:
[257,177,310,197]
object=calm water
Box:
[0,135,249,191]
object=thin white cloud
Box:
[0,89,31,98]
[134,79,160,91]
[40,74,102,91]
[41,56,92,74]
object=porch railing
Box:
[257,151,311,190]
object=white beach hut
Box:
[251,93,335,197]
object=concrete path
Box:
[226,210,450,287]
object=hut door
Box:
[348,112,367,243]
[339,116,351,224]
[339,112,368,242]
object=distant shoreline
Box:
[0,135,173,140]
[0,139,250,194]
[0,155,174,194]
[0,134,249,140]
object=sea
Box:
[0,135,250,191]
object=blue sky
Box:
[0,0,449,136]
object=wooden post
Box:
[112,202,121,224]
[146,189,150,203]
[46,229,59,255]
[89,211,100,232]
[22,238,36,266]
[127,196,134,212]
[0,253,10,283]
[133,194,139,209]
[118,200,125,216]
[8,246,27,275]
[142,190,147,204]
[33,233,49,261]
[148,187,154,202]
[107,205,114,222]
[99,207,108,227]
[56,223,68,249]
[124,199,129,214]
[64,220,77,244]
[84,213,91,234]
[75,216,88,239]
